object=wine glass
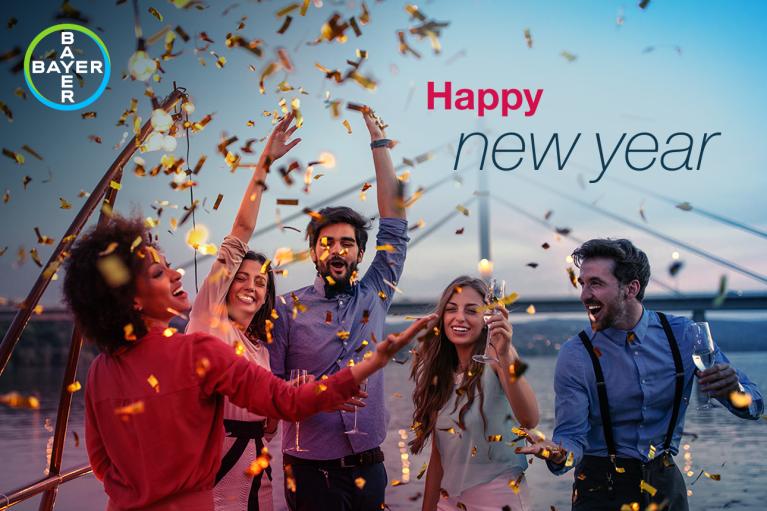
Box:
[688,321,715,410]
[472,279,505,364]
[286,368,310,451]
[345,378,367,436]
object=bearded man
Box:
[268,109,407,511]
[519,238,763,511]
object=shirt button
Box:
[339,301,344,306]
[634,351,639,356]
[641,379,646,384]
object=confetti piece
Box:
[81,111,97,119]
[277,198,299,206]
[354,477,366,490]
[487,434,503,442]
[669,260,684,277]
[676,201,693,211]
[114,401,144,418]
[342,119,352,134]
[523,28,533,48]
[2,148,24,164]
[97,255,130,287]
[66,381,82,393]
[163,327,177,337]
[729,391,752,408]
[640,480,657,496]
[712,275,727,307]
[195,357,211,378]
[124,324,137,341]
[391,480,406,487]
[456,205,470,216]
[560,51,577,62]
[148,6,163,21]
[147,374,160,392]
[277,16,293,34]
[0,392,40,410]
[566,267,578,288]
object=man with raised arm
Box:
[519,238,763,511]
[268,109,407,511]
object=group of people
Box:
[61,110,763,511]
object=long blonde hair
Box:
[409,276,491,454]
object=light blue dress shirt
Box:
[268,217,408,460]
[549,309,763,474]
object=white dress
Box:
[186,235,274,511]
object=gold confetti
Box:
[487,434,503,442]
[640,480,657,496]
[148,6,163,21]
[355,477,366,490]
[416,462,428,479]
[66,381,82,393]
[59,197,72,209]
[391,480,406,487]
[114,401,145,418]
[81,111,97,119]
[526,304,536,315]
[124,324,137,341]
[195,357,211,378]
[97,255,130,287]
[456,205,469,216]
[163,328,177,337]
[234,339,246,356]
[566,267,578,288]
[2,148,24,164]
[523,28,533,48]
[560,51,577,62]
[342,119,352,134]
[147,374,160,392]
[0,392,40,410]
[729,391,752,408]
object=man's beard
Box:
[317,257,359,295]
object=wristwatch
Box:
[370,138,391,149]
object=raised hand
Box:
[514,428,567,465]
[360,107,387,141]
[264,112,301,162]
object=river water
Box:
[2,353,766,510]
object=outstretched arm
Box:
[230,113,301,243]
[360,108,405,220]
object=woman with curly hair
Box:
[185,113,299,511]
[410,276,540,511]
[62,214,431,511]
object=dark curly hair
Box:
[241,251,276,344]
[306,206,371,253]
[571,238,651,301]
[63,215,156,353]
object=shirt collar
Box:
[592,307,649,346]
[312,274,355,299]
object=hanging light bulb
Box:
[142,132,164,153]
[150,109,173,132]
[129,39,157,81]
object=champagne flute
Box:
[688,321,715,410]
[345,377,367,435]
[286,368,310,451]
[473,279,505,364]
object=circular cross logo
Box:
[24,24,111,111]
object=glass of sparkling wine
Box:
[473,279,505,364]
[689,321,715,410]
[344,377,368,436]
[286,369,310,451]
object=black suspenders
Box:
[578,312,685,468]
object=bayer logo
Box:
[24,24,111,111]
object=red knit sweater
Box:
[85,328,358,509]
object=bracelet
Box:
[370,138,392,149]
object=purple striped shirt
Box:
[268,218,408,460]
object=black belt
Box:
[216,419,271,511]
[283,447,384,469]
[580,453,674,475]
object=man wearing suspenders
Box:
[519,239,763,510]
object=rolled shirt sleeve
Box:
[360,217,409,307]
[712,346,764,419]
